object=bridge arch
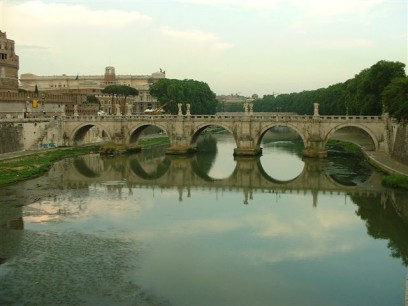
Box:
[127,123,170,145]
[190,123,237,146]
[70,123,112,145]
[324,123,378,150]
[256,123,307,148]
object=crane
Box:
[144,102,169,115]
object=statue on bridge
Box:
[115,103,121,116]
[126,101,132,116]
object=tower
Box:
[104,66,116,84]
[0,30,19,92]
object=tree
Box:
[382,77,408,122]
[252,60,406,117]
[149,79,218,115]
[346,60,406,115]
[101,85,138,114]
[84,95,101,106]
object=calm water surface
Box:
[1,133,408,306]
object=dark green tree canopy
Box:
[101,84,139,97]
[382,77,408,121]
[149,79,218,115]
[84,95,100,105]
[253,60,406,117]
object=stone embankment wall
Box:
[0,122,24,153]
[0,119,63,154]
[392,122,408,164]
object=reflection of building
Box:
[20,66,166,114]
[0,30,19,92]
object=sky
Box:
[0,0,407,96]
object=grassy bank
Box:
[326,139,363,155]
[138,136,170,147]
[382,174,408,190]
[0,146,99,187]
[328,140,408,190]
[0,136,170,187]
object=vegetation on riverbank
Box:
[138,136,170,147]
[0,136,171,187]
[0,146,99,187]
[326,139,363,155]
[328,139,408,189]
[382,174,408,190]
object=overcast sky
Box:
[0,0,406,96]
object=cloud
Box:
[18,44,50,51]
[4,0,153,28]
[176,0,282,10]
[291,0,385,17]
[323,38,373,49]
[159,26,233,50]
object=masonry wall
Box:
[0,120,58,153]
[392,122,408,164]
[0,122,24,153]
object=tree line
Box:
[252,60,407,121]
[89,60,407,120]
[149,78,218,115]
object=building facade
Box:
[0,31,100,118]
[20,66,166,115]
[0,30,19,92]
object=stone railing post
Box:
[177,103,183,116]
[313,102,320,118]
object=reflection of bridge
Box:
[62,154,387,205]
[63,105,394,158]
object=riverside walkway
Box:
[364,150,408,177]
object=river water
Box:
[0,131,407,306]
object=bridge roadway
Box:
[63,108,394,158]
[60,154,389,205]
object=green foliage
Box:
[149,78,218,115]
[253,60,406,116]
[101,84,139,97]
[0,146,98,186]
[138,136,170,147]
[382,77,408,121]
[326,139,363,155]
[382,174,408,190]
[84,95,101,105]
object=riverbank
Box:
[328,139,408,189]
[0,146,99,187]
[0,136,171,187]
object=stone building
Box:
[20,66,166,115]
[0,30,19,92]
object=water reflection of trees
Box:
[352,193,408,266]
[196,134,217,175]
[325,148,373,186]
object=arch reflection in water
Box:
[260,126,305,182]
[66,151,383,207]
[195,130,236,180]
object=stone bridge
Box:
[63,103,395,158]
[60,154,388,206]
